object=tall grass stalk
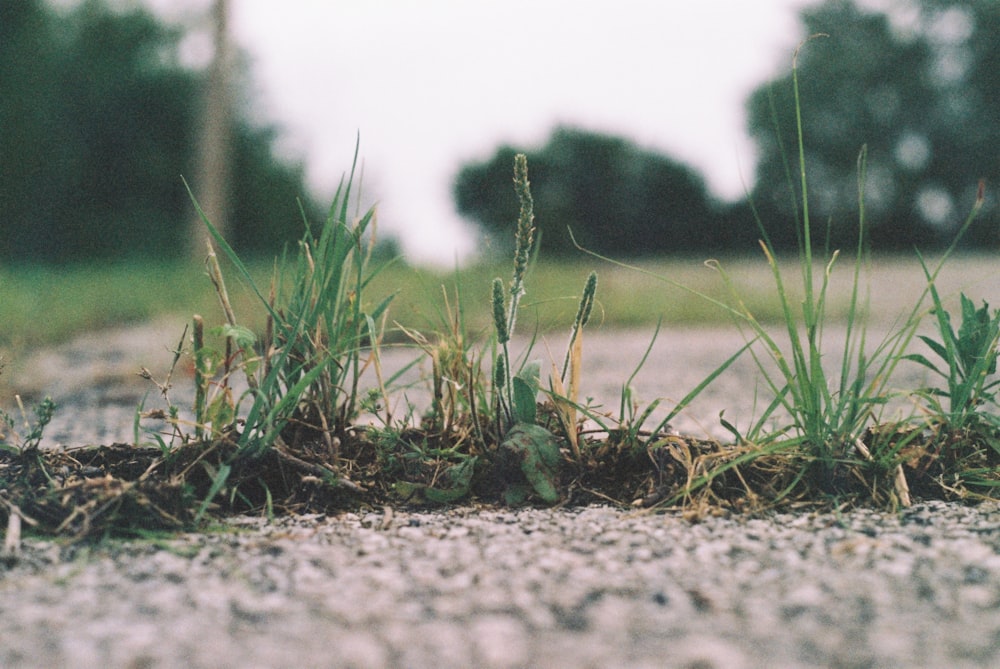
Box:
[492,154,538,429]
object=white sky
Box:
[148,0,821,265]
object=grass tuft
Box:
[4,46,1000,538]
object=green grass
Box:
[564,35,997,509]
[0,256,725,353]
[0,261,226,349]
[3,252,991,353]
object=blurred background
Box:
[3,0,1000,347]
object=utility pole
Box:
[190,0,232,258]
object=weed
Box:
[176,145,394,515]
[491,153,540,430]
[701,39,985,501]
[548,270,597,459]
[903,265,1000,493]
[567,37,992,509]
[709,40,901,476]
[0,395,57,455]
[9,42,1000,537]
[398,280,488,442]
[486,154,605,503]
[0,350,56,463]
[907,289,1000,436]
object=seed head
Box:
[492,277,509,343]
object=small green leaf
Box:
[917,335,950,365]
[902,352,944,377]
[212,324,257,350]
[956,296,997,375]
[513,360,541,424]
[500,423,562,504]
[392,481,423,502]
[393,458,478,505]
[424,457,477,503]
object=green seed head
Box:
[579,271,598,327]
[512,154,535,286]
[494,353,507,389]
[492,277,509,343]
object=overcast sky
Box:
[148,0,823,265]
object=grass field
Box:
[1,251,995,354]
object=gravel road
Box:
[2,321,999,668]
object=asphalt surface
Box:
[3,503,1000,668]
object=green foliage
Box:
[164,152,392,515]
[480,154,617,503]
[488,154,599,442]
[0,0,323,263]
[907,288,1000,432]
[394,456,478,504]
[705,35,994,504]
[458,1,999,258]
[191,155,391,458]
[499,423,562,504]
[11,10,1000,528]
[454,126,721,257]
[747,0,1000,252]
[716,45,924,487]
[511,361,540,424]
[9,123,1000,531]
[576,37,988,502]
[0,396,56,455]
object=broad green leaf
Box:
[213,324,257,350]
[512,360,541,424]
[424,457,478,503]
[956,296,998,376]
[393,458,478,504]
[501,423,562,504]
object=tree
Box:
[746,0,999,252]
[0,0,324,263]
[916,0,1000,248]
[453,126,720,258]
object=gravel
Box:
[3,504,1000,668]
[2,323,999,668]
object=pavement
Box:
[3,503,1000,668]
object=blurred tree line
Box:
[455,0,1000,258]
[1,0,322,263]
[454,127,754,257]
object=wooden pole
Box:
[190,0,232,258]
